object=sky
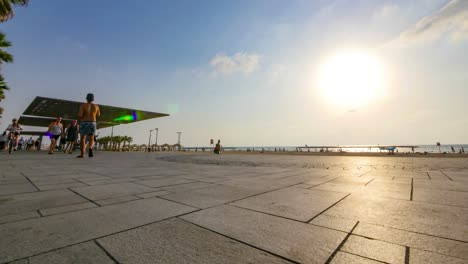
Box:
[0,0,467,146]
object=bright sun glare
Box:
[319,51,385,107]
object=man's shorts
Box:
[66,134,76,142]
[79,122,97,136]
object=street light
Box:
[177,131,182,151]
[154,128,158,151]
[147,129,153,152]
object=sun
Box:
[318,51,385,107]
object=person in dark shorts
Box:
[214,140,221,154]
[77,93,100,158]
[63,120,79,154]
[47,117,63,154]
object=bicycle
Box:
[8,132,18,154]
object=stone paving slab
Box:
[162,185,261,209]
[39,202,98,216]
[1,152,468,263]
[0,211,40,224]
[325,195,468,241]
[27,241,115,264]
[0,197,197,263]
[0,182,37,196]
[71,182,155,201]
[413,188,468,207]
[0,189,87,217]
[181,205,346,263]
[353,222,468,260]
[410,248,466,264]
[98,218,291,264]
[95,195,141,206]
[330,251,382,264]
[341,234,406,263]
[231,187,348,221]
[137,178,196,188]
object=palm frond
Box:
[0,0,29,22]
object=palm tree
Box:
[126,136,133,151]
[121,136,128,150]
[0,32,12,64]
[0,0,29,22]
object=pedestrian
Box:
[18,137,24,150]
[77,93,100,158]
[63,120,79,154]
[214,139,221,154]
[34,139,40,151]
[0,131,7,150]
[26,137,33,151]
[47,117,63,154]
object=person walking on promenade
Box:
[77,93,100,158]
[0,131,7,150]
[214,139,221,154]
[26,137,33,151]
[47,117,63,154]
[63,120,79,154]
[34,139,40,151]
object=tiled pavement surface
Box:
[0,151,467,263]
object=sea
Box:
[227,144,468,154]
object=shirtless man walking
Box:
[77,93,100,158]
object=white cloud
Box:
[268,64,287,84]
[210,52,262,74]
[373,3,400,20]
[387,0,468,47]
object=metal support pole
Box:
[154,128,158,151]
[147,129,153,152]
[177,132,181,151]
[110,126,114,151]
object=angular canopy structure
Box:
[18,116,117,129]
[21,96,169,128]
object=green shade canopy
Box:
[22,96,169,126]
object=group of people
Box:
[46,93,100,158]
[0,132,41,151]
[1,93,100,158]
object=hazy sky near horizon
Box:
[1,0,467,146]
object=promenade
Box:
[0,151,467,263]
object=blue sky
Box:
[1,0,467,146]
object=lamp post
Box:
[147,129,153,152]
[154,128,158,151]
[177,131,182,151]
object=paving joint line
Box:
[94,240,121,264]
[339,250,389,263]
[324,221,360,264]
[350,220,468,244]
[364,178,375,186]
[227,204,314,225]
[440,171,453,181]
[307,193,351,223]
[67,188,101,207]
[20,172,40,192]
[410,178,414,201]
[305,176,344,189]
[218,181,315,206]
[426,172,431,180]
[155,196,202,210]
[405,246,410,264]
[177,218,300,264]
